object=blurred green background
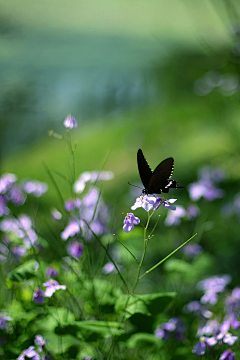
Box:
[1,0,240,292]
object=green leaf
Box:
[163,258,192,273]
[55,320,124,341]
[82,278,123,307]
[115,292,176,318]
[127,333,161,349]
[7,260,38,282]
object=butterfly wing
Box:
[148,157,174,193]
[137,149,153,189]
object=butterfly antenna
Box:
[128,182,143,190]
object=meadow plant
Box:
[1,115,240,359]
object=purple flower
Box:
[102,262,123,274]
[164,206,186,226]
[225,287,240,314]
[22,180,48,197]
[123,213,140,233]
[184,301,212,319]
[192,336,217,355]
[131,195,157,212]
[67,241,84,258]
[43,279,66,297]
[33,288,45,304]
[17,346,40,360]
[186,204,200,219]
[197,320,220,337]
[155,318,185,341]
[61,221,80,240]
[188,181,224,201]
[51,208,62,221]
[0,314,13,330]
[64,198,81,212]
[197,275,231,305]
[63,114,77,129]
[34,334,48,352]
[183,243,202,258]
[8,185,26,206]
[220,350,236,360]
[0,173,17,194]
[45,266,59,278]
[217,331,238,345]
[162,198,177,210]
[73,171,114,194]
[0,195,10,216]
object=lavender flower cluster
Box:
[155,275,240,359]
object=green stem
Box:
[139,233,197,280]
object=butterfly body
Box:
[137,149,183,194]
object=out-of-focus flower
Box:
[184,301,212,319]
[197,275,231,305]
[0,195,10,216]
[165,206,186,226]
[220,349,236,360]
[43,279,66,297]
[17,346,40,360]
[102,261,123,274]
[192,336,217,355]
[17,215,38,248]
[34,334,48,352]
[155,318,185,341]
[188,166,225,202]
[186,204,200,220]
[131,195,157,212]
[0,173,17,194]
[183,243,202,258]
[33,288,45,304]
[51,208,62,221]
[197,320,220,337]
[123,213,140,233]
[225,287,240,314]
[22,180,48,197]
[73,171,114,194]
[217,331,238,345]
[45,266,59,278]
[63,114,77,129]
[0,314,13,330]
[67,241,83,258]
[64,199,81,212]
[8,185,26,206]
[61,221,80,240]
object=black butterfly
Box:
[137,149,183,194]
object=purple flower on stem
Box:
[197,320,220,337]
[225,287,240,314]
[45,266,59,278]
[123,213,140,233]
[43,279,66,297]
[165,206,186,226]
[192,336,217,355]
[155,318,185,341]
[34,334,48,352]
[0,314,13,330]
[63,114,77,129]
[67,240,84,258]
[131,195,157,212]
[17,346,40,360]
[220,349,236,360]
[33,288,45,304]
